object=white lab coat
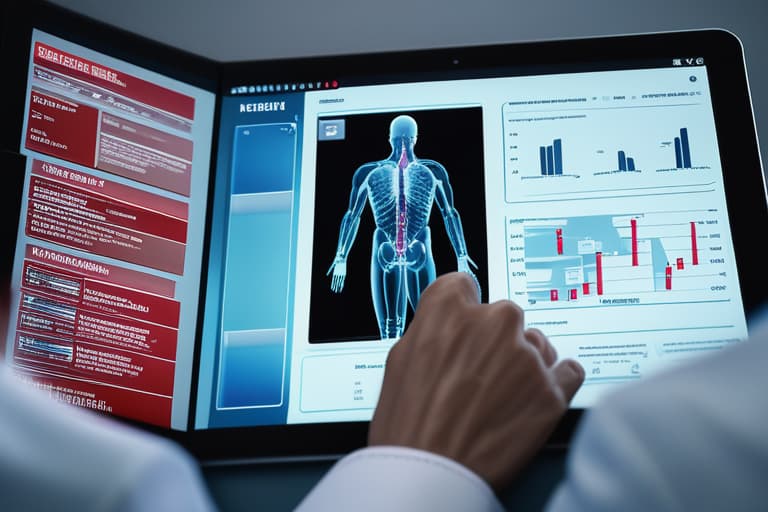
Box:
[0,364,215,512]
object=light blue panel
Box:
[218,329,285,408]
[222,208,291,331]
[232,123,296,194]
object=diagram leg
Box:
[407,228,436,310]
[371,230,407,339]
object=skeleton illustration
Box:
[328,114,479,339]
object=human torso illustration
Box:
[328,115,479,339]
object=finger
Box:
[551,359,585,403]
[442,271,481,304]
[524,328,557,366]
[456,272,480,304]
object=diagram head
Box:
[389,115,418,150]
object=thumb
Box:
[552,359,585,403]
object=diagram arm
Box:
[431,162,476,271]
[429,161,480,296]
[328,165,372,292]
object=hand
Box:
[327,259,347,292]
[369,272,584,490]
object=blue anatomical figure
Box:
[328,115,479,339]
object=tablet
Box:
[3,2,767,463]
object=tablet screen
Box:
[194,41,753,429]
[4,28,216,430]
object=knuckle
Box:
[420,272,476,309]
[451,271,478,294]
[488,299,525,325]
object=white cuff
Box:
[295,445,505,512]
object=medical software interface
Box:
[194,59,747,428]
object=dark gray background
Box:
[49,0,768,181]
[45,1,768,509]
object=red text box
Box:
[26,199,186,275]
[34,42,195,121]
[15,370,172,427]
[97,112,193,196]
[33,159,188,220]
[25,244,176,298]
[25,89,98,167]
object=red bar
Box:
[570,289,577,300]
[550,289,559,301]
[582,282,590,295]
[691,222,699,265]
[556,228,563,255]
[596,252,604,295]
[665,264,672,290]
[677,257,684,270]
[631,218,638,266]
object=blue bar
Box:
[680,128,692,168]
[219,329,285,408]
[553,139,563,175]
[546,145,554,175]
[627,157,635,171]
[233,124,296,193]
[539,146,547,175]
[674,137,683,168]
[618,150,627,171]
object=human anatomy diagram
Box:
[328,114,479,339]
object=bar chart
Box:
[505,208,743,392]
[617,150,637,172]
[539,138,565,175]
[503,102,718,203]
[675,127,692,169]
[505,209,730,309]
